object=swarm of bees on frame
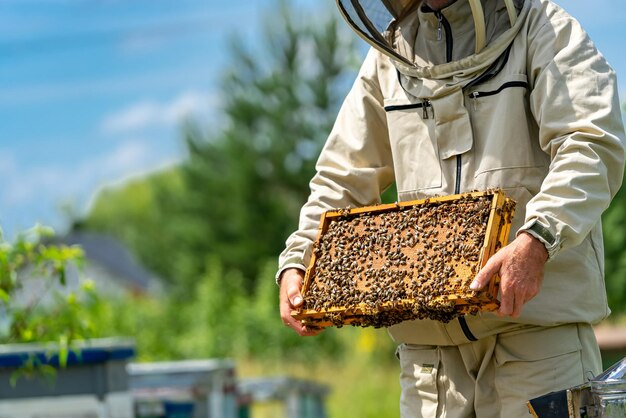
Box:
[293,191,515,328]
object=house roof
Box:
[53,231,161,292]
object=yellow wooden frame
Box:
[292,190,515,328]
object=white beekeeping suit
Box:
[278,1,625,416]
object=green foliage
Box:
[82,255,350,362]
[602,105,626,315]
[171,2,360,287]
[324,356,400,418]
[8,355,58,388]
[78,2,359,292]
[602,170,626,315]
[0,225,96,348]
[605,105,626,314]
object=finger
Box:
[510,300,523,318]
[510,290,526,318]
[300,325,324,336]
[289,289,303,307]
[497,285,514,317]
[470,254,502,291]
[283,312,323,336]
[279,291,318,336]
[282,274,304,307]
[280,296,299,325]
[280,305,303,333]
[281,308,324,336]
[278,269,322,336]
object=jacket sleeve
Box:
[521,5,626,259]
[276,49,395,281]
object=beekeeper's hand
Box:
[470,232,548,318]
[279,268,322,336]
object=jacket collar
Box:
[392,0,529,85]
[418,0,477,41]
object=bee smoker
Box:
[527,357,626,417]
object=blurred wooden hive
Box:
[291,190,515,328]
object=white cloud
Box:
[102,140,150,173]
[79,139,180,186]
[100,90,215,134]
[0,138,182,237]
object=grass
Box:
[237,328,402,418]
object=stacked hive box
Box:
[291,190,515,328]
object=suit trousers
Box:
[396,323,602,417]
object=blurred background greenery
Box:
[1,1,625,417]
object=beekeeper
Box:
[277,0,626,416]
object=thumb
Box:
[470,255,501,291]
[280,268,305,307]
[285,280,303,307]
[290,291,303,307]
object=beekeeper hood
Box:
[335,0,533,164]
[336,0,530,85]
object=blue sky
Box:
[1,0,625,239]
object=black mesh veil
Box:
[337,0,416,64]
[338,1,524,67]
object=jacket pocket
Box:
[384,98,442,193]
[494,325,585,403]
[494,325,582,365]
[467,74,550,176]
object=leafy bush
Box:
[0,225,98,366]
[82,255,352,362]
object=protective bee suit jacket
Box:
[278,0,625,345]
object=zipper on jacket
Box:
[468,81,529,111]
[434,11,453,63]
[384,100,432,119]
[470,91,479,111]
[421,99,431,119]
[469,81,529,99]
[434,10,461,199]
[436,13,443,41]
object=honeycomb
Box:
[291,190,515,328]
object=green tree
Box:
[173,3,359,288]
[80,1,359,291]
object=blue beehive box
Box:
[0,338,136,418]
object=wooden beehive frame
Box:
[291,190,515,328]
